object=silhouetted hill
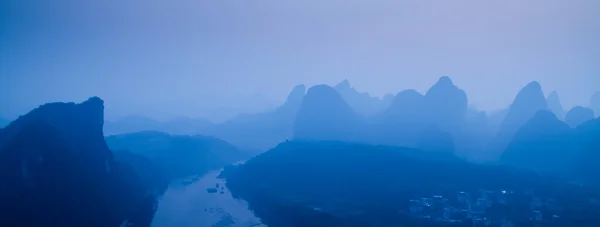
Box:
[418,125,455,154]
[490,81,548,158]
[299,77,473,155]
[565,106,595,128]
[547,91,565,120]
[0,97,110,165]
[375,77,471,155]
[105,115,213,136]
[423,76,468,133]
[224,140,590,227]
[279,84,306,112]
[377,89,426,146]
[381,93,394,110]
[423,77,484,160]
[159,117,213,135]
[383,89,425,119]
[0,97,161,227]
[381,77,468,132]
[103,85,305,151]
[457,108,496,161]
[209,84,306,150]
[113,150,169,194]
[106,116,213,136]
[500,109,600,185]
[0,117,9,128]
[334,79,386,116]
[293,85,364,142]
[106,131,246,179]
[104,115,163,135]
[487,108,508,133]
[572,117,600,184]
[501,110,574,174]
[591,91,600,117]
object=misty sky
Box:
[2,0,599,121]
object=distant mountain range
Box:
[294,84,365,142]
[502,110,600,183]
[490,82,549,155]
[2,78,599,227]
[104,84,306,151]
[206,84,306,150]
[106,131,247,180]
[501,111,575,174]
[104,115,213,136]
[100,78,600,164]
[219,81,600,225]
[292,77,487,161]
[334,79,392,116]
[547,91,565,120]
[565,106,595,128]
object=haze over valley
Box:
[2,0,600,226]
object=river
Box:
[151,168,265,227]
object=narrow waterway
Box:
[151,168,265,227]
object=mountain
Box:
[381,93,394,110]
[290,77,470,153]
[113,150,169,195]
[417,125,455,154]
[223,140,589,227]
[377,89,427,146]
[547,91,565,120]
[104,116,214,137]
[459,108,494,161]
[106,131,245,179]
[293,85,363,142]
[208,84,306,150]
[422,76,480,159]
[159,117,213,135]
[501,109,600,184]
[102,85,305,151]
[334,79,388,116]
[104,115,163,135]
[382,89,425,120]
[225,84,305,125]
[565,106,595,128]
[591,91,600,117]
[501,110,574,174]
[375,77,469,152]
[487,108,508,132]
[573,117,600,184]
[279,84,306,112]
[490,81,548,158]
[0,117,9,128]
[0,97,161,227]
[0,97,110,162]
[423,76,468,133]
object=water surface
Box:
[152,169,265,227]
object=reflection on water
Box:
[151,169,265,227]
